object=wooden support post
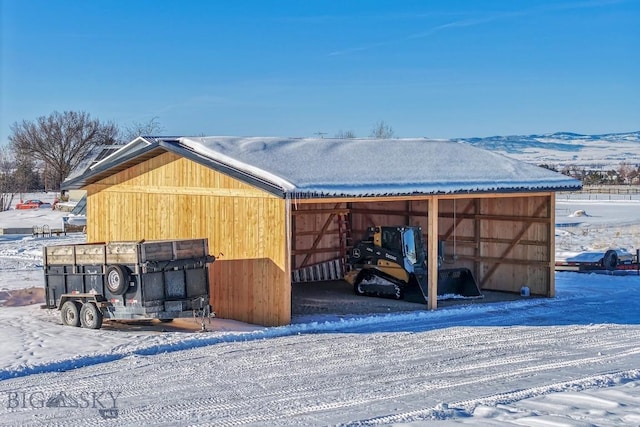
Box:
[474,199,482,287]
[285,198,292,287]
[290,211,297,269]
[427,197,439,310]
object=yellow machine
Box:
[344,226,481,303]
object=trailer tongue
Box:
[43,238,215,329]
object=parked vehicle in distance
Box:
[16,199,52,209]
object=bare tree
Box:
[0,147,15,211]
[369,120,395,139]
[617,162,633,184]
[13,154,42,193]
[119,116,164,142]
[9,111,118,190]
[335,129,357,139]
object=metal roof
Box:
[63,136,582,198]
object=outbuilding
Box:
[64,136,581,326]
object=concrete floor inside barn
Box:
[291,280,531,320]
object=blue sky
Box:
[1,0,638,143]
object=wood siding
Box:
[293,193,555,297]
[85,152,290,326]
[477,194,554,295]
[291,203,349,269]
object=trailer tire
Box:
[602,250,619,271]
[60,301,81,327]
[106,265,129,295]
[159,318,174,323]
[80,302,103,329]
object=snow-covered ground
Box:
[0,191,639,426]
[555,191,640,260]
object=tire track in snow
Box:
[349,369,640,425]
[119,336,640,426]
[0,308,573,382]
[4,325,638,426]
[0,325,318,381]
[2,334,386,426]
[0,288,607,382]
[346,342,640,418]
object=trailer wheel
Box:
[159,319,174,323]
[60,301,81,327]
[106,265,129,295]
[602,250,619,271]
[80,302,103,329]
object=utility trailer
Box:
[555,248,640,275]
[42,238,215,329]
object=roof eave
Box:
[282,183,582,199]
[62,143,168,189]
[158,140,287,198]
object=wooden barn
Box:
[64,136,582,327]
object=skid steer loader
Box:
[344,226,482,303]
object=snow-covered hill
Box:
[457,131,640,169]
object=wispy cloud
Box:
[327,11,521,57]
[328,0,631,57]
[406,12,525,41]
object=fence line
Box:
[578,185,640,195]
[558,185,640,201]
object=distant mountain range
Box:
[455,131,640,168]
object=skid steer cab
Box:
[344,226,482,303]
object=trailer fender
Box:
[105,265,130,295]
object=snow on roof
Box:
[64,144,124,182]
[89,136,155,171]
[173,136,581,197]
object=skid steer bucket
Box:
[402,273,429,303]
[438,268,482,297]
[403,268,482,304]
